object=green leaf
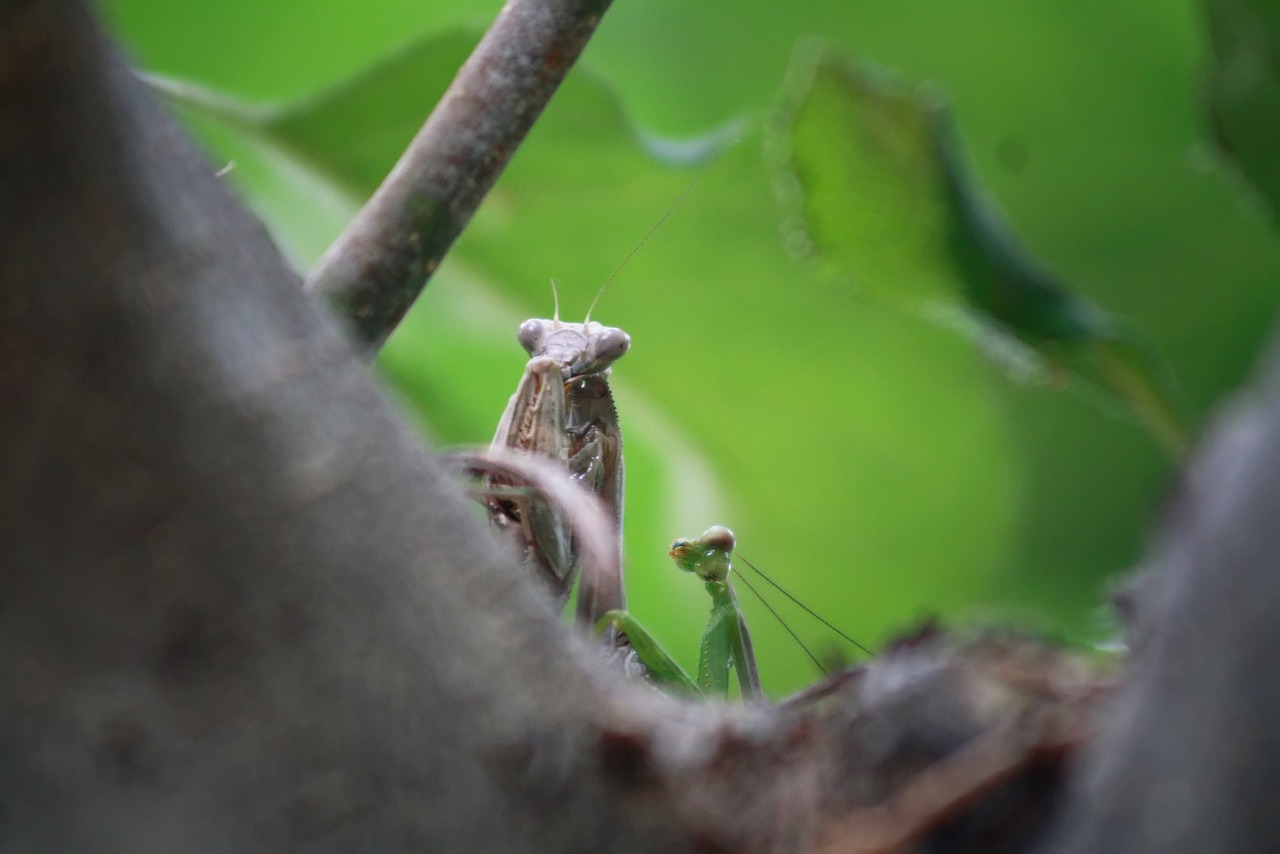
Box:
[1204,0,1280,219]
[777,52,1192,457]
[151,31,480,197]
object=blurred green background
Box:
[102,0,1280,695]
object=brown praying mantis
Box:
[483,296,631,631]
[479,180,696,634]
[477,314,763,694]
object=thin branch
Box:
[446,447,622,620]
[304,0,613,350]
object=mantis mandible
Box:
[597,526,763,700]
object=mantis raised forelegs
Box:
[597,526,763,700]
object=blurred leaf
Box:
[151,31,479,197]
[777,52,1191,457]
[1203,0,1280,219]
[102,0,502,103]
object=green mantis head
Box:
[669,526,736,586]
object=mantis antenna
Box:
[549,277,562,327]
[731,569,830,675]
[583,162,714,324]
[735,551,876,659]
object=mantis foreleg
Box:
[594,611,700,696]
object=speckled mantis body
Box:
[484,312,631,628]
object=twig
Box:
[446,448,622,625]
[811,708,1087,854]
[305,0,614,350]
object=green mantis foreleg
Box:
[597,526,762,700]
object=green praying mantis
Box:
[603,524,878,699]
[598,525,762,699]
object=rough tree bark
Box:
[5,0,1280,852]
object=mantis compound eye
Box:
[593,328,630,364]
[699,526,736,554]
[571,327,631,376]
[517,319,546,355]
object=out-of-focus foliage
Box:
[1204,0,1280,219]
[777,54,1190,456]
[103,0,1280,695]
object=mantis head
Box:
[669,526,736,585]
[517,317,631,380]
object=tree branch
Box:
[303,0,613,350]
